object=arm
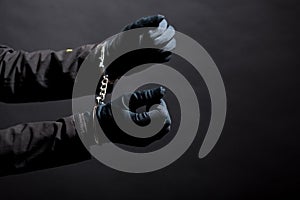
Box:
[0,113,91,176]
[0,15,175,103]
[0,44,98,103]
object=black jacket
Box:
[0,44,97,176]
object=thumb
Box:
[131,99,171,129]
[123,14,165,31]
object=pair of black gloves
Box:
[94,15,175,147]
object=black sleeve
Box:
[0,44,98,103]
[0,113,92,176]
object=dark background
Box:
[0,0,299,199]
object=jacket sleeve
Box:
[0,112,92,176]
[0,44,98,103]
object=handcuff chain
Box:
[93,42,108,144]
[96,75,109,105]
[96,42,109,105]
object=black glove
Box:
[103,14,176,81]
[96,87,171,147]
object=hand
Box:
[96,87,171,147]
[103,14,176,81]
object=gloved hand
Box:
[96,87,171,147]
[103,14,176,81]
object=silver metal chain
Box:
[95,42,109,105]
[93,42,109,144]
[96,75,109,104]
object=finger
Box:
[129,86,166,109]
[149,19,168,38]
[146,99,171,131]
[148,99,171,126]
[161,38,176,52]
[130,112,151,126]
[154,25,175,46]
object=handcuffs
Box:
[95,42,109,105]
[93,42,110,144]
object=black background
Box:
[0,0,299,199]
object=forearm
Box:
[0,113,91,176]
[0,44,98,103]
